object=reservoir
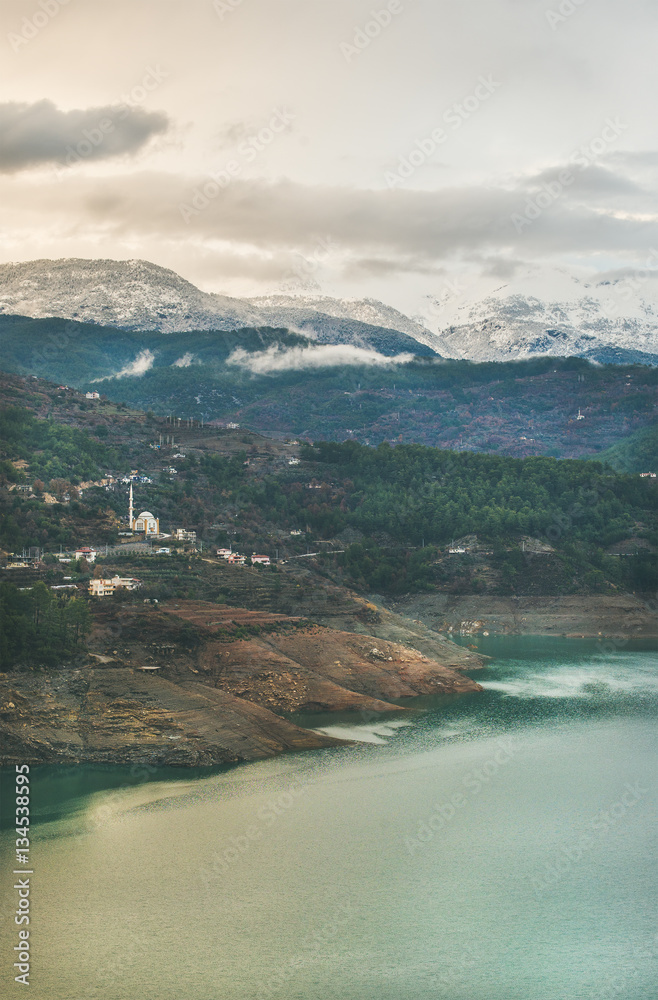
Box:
[1,637,656,999]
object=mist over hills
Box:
[0,257,655,466]
[0,258,434,358]
[0,312,655,464]
[0,257,656,365]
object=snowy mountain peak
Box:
[0,257,656,364]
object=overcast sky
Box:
[1,0,657,313]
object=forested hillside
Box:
[0,314,655,460]
[1,371,656,600]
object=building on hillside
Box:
[216,548,232,559]
[227,553,246,566]
[133,510,160,534]
[251,554,271,566]
[288,457,300,465]
[128,483,160,535]
[172,528,196,542]
[85,391,100,399]
[74,546,97,563]
[89,576,141,597]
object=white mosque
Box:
[129,483,159,535]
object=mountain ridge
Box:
[2,257,657,364]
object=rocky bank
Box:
[0,600,483,767]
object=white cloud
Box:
[92,349,155,381]
[172,352,194,367]
[227,344,414,373]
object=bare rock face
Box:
[0,666,344,767]
[387,593,658,638]
[0,601,484,767]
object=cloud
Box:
[92,349,155,381]
[227,344,415,373]
[172,352,194,367]
[0,100,169,173]
[2,156,658,295]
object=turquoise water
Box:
[1,637,657,999]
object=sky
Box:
[1,0,657,315]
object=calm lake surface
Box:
[1,636,657,999]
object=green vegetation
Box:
[300,440,648,544]
[0,314,656,460]
[1,372,655,603]
[0,406,122,482]
[598,423,658,473]
[288,441,657,593]
[0,580,91,667]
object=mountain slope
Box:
[2,257,657,364]
[418,264,658,363]
[1,316,655,461]
[598,423,658,473]
[0,258,434,356]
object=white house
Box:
[74,546,97,563]
[288,457,300,466]
[89,575,141,597]
[217,548,232,559]
[85,391,100,400]
[251,554,271,566]
[172,528,196,542]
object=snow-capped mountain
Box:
[0,258,657,364]
[415,264,658,363]
[0,258,434,357]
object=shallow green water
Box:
[1,637,657,999]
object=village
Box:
[2,476,276,598]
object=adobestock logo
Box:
[179,106,295,222]
[511,117,627,234]
[385,75,501,189]
[340,1,406,63]
[213,0,245,19]
[52,65,170,180]
[8,0,72,54]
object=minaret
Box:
[129,482,134,529]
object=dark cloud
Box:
[3,166,658,283]
[0,100,169,173]
[530,164,645,199]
